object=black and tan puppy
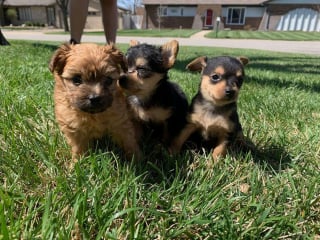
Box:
[170,55,249,162]
[118,40,188,148]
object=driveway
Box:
[2,29,320,56]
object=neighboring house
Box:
[2,0,57,26]
[265,0,320,31]
[142,0,320,31]
[2,0,132,29]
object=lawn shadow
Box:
[31,42,59,51]
[93,132,191,186]
[132,132,192,186]
[246,55,320,93]
[250,144,293,172]
[229,136,293,172]
[248,55,320,75]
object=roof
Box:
[143,0,266,5]
[4,0,132,12]
[4,0,56,6]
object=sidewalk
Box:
[2,29,320,56]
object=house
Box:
[2,0,57,26]
[2,0,132,29]
[142,0,320,31]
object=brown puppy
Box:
[49,43,141,166]
[170,56,249,163]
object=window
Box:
[168,7,180,16]
[159,6,196,17]
[159,6,167,16]
[18,7,32,21]
[227,7,245,25]
[47,7,55,25]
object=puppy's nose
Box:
[118,75,127,88]
[89,94,102,105]
[225,88,235,98]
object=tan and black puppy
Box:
[170,55,249,162]
[49,43,142,167]
[118,40,188,148]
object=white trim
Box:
[226,7,246,25]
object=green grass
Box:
[117,29,199,38]
[47,29,200,38]
[46,28,320,40]
[1,40,319,239]
[206,30,320,41]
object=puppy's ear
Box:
[237,56,249,66]
[129,40,140,47]
[161,40,179,69]
[186,56,207,72]
[106,44,127,73]
[49,43,72,75]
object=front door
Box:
[205,9,213,27]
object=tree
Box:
[6,8,17,25]
[0,0,10,45]
[0,29,10,45]
[0,0,5,26]
[56,0,69,32]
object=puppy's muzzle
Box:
[76,94,113,114]
[89,94,103,105]
[119,74,128,89]
[225,88,235,99]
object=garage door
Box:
[276,8,320,31]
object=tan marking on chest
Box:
[132,104,172,123]
[190,103,234,139]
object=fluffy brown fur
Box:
[49,43,142,167]
[170,56,249,163]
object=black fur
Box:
[120,42,188,147]
[180,55,248,156]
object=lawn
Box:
[46,29,200,38]
[0,40,319,239]
[118,29,199,38]
[206,30,320,41]
[36,27,320,40]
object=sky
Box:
[118,0,136,11]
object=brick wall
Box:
[223,17,262,30]
[145,5,194,29]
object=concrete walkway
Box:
[2,29,320,56]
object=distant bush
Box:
[24,21,45,27]
[6,8,17,24]
[25,21,33,26]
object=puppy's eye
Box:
[136,67,152,78]
[211,74,221,82]
[72,76,82,86]
[137,67,147,73]
[236,76,243,86]
[103,76,114,86]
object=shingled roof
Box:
[143,0,266,5]
[4,0,56,6]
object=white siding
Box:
[245,7,265,17]
[276,8,320,31]
[183,7,196,17]
[268,0,320,3]
[166,6,196,17]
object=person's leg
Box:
[69,0,90,43]
[100,0,118,44]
